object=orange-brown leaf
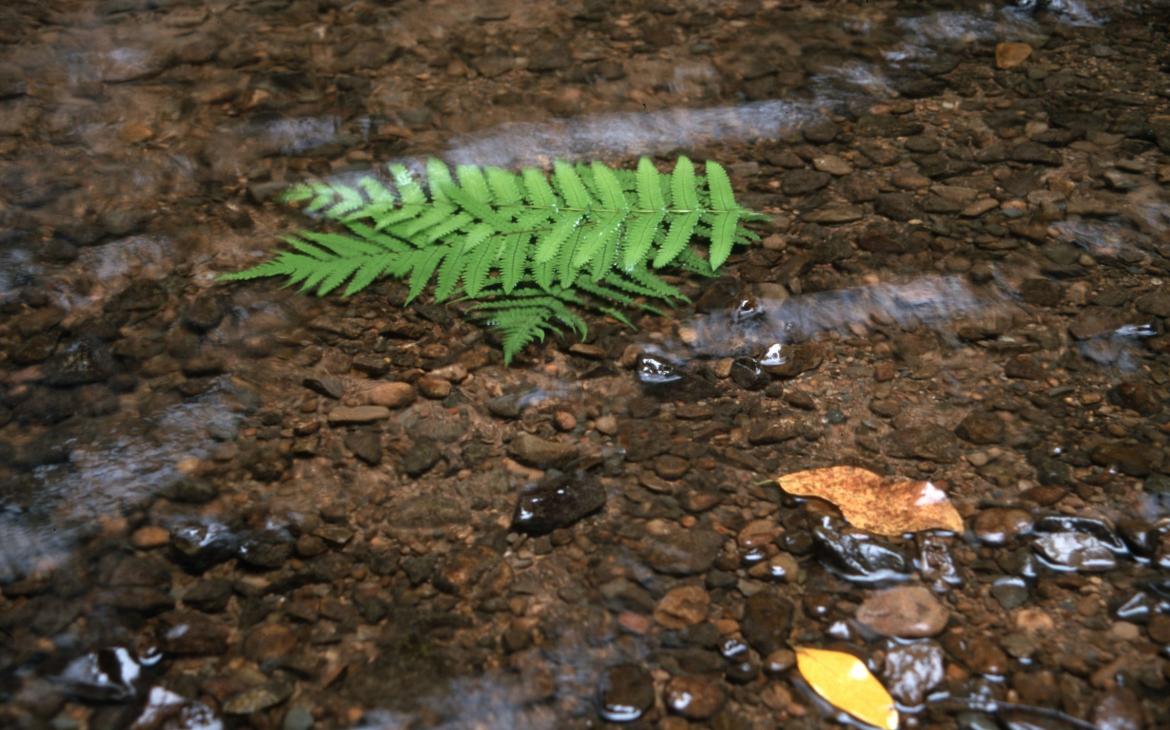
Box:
[795,646,898,730]
[777,466,962,536]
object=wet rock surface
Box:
[2,1,1170,728]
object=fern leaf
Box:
[572,213,623,270]
[501,231,530,294]
[343,253,396,297]
[558,228,583,289]
[534,212,584,264]
[591,220,620,281]
[406,244,450,303]
[705,161,737,212]
[521,168,559,209]
[442,182,514,231]
[635,157,665,211]
[670,156,699,210]
[708,210,740,270]
[553,161,593,209]
[426,158,455,203]
[464,235,504,298]
[456,164,493,204]
[302,231,384,257]
[621,211,664,271]
[434,246,466,302]
[486,167,523,206]
[389,163,426,206]
[533,258,556,291]
[652,210,700,268]
[590,161,629,212]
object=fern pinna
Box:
[221,156,763,363]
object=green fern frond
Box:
[221,156,760,364]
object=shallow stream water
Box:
[2,1,1170,728]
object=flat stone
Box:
[995,42,1033,69]
[512,477,605,534]
[856,586,949,638]
[327,406,390,424]
[955,411,1005,444]
[508,433,578,468]
[368,381,416,408]
[665,675,725,720]
[654,585,710,629]
[641,523,724,576]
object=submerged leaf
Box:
[777,466,963,536]
[795,647,898,730]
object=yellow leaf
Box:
[777,466,963,536]
[795,646,898,730]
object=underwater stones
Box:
[781,169,830,196]
[1032,533,1118,572]
[344,430,382,465]
[883,641,945,706]
[665,675,725,720]
[327,405,390,424]
[170,521,239,573]
[598,664,655,723]
[368,381,415,408]
[856,586,948,638]
[182,293,227,333]
[887,424,959,464]
[654,585,710,629]
[511,476,605,534]
[641,522,724,576]
[741,592,794,655]
[972,508,1034,545]
[508,432,578,469]
[158,613,230,656]
[401,439,441,477]
[955,411,1005,445]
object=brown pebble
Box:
[654,454,690,480]
[417,374,451,399]
[665,675,725,720]
[1148,614,1170,644]
[368,382,415,408]
[654,585,710,629]
[594,415,618,435]
[856,585,949,638]
[553,411,577,431]
[130,526,170,549]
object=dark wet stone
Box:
[1107,381,1162,416]
[401,439,441,476]
[857,586,948,638]
[1003,354,1046,380]
[161,477,218,504]
[741,591,794,655]
[158,613,230,655]
[730,357,768,390]
[508,433,578,469]
[991,577,1030,610]
[955,412,1005,445]
[303,375,344,400]
[884,641,944,706]
[344,430,382,465]
[665,675,724,720]
[857,115,924,137]
[183,293,227,333]
[57,647,145,702]
[802,119,839,144]
[170,521,239,573]
[887,424,958,464]
[0,62,26,98]
[14,388,76,425]
[182,579,233,613]
[1033,533,1117,572]
[874,192,921,221]
[43,338,116,386]
[511,475,605,534]
[744,415,800,445]
[636,353,683,386]
[598,663,655,723]
[761,343,821,379]
[237,532,293,571]
[181,353,226,377]
[642,524,724,575]
[973,508,1034,545]
[1090,441,1155,477]
[1019,278,1064,307]
[1034,516,1125,553]
[223,681,292,715]
[1091,687,1145,730]
[352,353,390,377]
[813,520,910,583]
[243,624,297,663]
[782,169,831,196]
[1010,141,1062,165]
[486,394,523,419]
[1027,449,1071,485]
[402,555,437,585]
[107,587,175,615]
[1117,517,1157,558]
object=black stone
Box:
[512,473,605,534]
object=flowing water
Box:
[2,0,1170,728]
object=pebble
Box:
[972,508,1034,545]
[654,585,710,629]
[955,411,1005,445]
[367,382,416,408]
[327,406,391,425]
[417,374,452,399]
[511,477,605,534]
[665,675,725,720]
[741,591,794,655]
[598,664,654,723]
[855,586,949,638]
[641,523,724,576]
[130,526,170,549]
[884,641,945,706]
[508,433,579,468]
